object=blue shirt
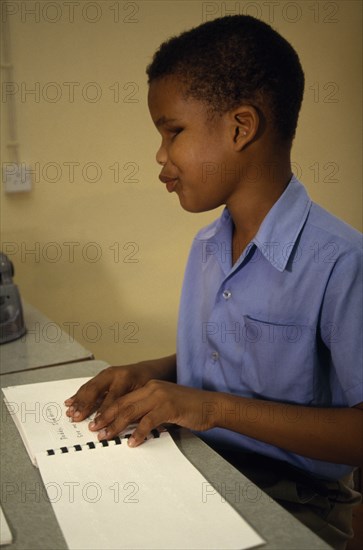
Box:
[176,176,363,480]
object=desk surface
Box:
[0,303,93,375]
[0,360,331,549]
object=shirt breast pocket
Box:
[241,315,316,403]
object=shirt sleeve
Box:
[320,246,363,406]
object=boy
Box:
[65,16,362,549]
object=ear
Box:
[229,106,260,151]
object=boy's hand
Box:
[83,380,218,446]
[64,365,153,422]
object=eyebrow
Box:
[155,116,179,128]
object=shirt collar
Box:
[252,175,312,271]
[204,175,312,273]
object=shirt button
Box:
[222,290,232,300]
[211,351,219,361]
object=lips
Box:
[159,174,178,193]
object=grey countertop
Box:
[0,303,93,375]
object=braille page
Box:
[2,377,134,466]
[36,432,264,550]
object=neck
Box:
[227,149,292,261]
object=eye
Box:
[167,127,183,139]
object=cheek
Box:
[191,145,231,192]
[177,141,219,179]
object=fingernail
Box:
[128,436,136,447]
[89,421,96,429]
[98,429,107,440]
[73,411,81,419]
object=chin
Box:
[178,196,219,214]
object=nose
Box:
[156,143,167,166]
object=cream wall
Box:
[1,0,362,365]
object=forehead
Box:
[148,76,208,125]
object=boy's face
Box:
[148,76,242,213]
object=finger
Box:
[66,376,110,421]
[94,387,126,417]
[64,395,77,416]
[64,395,76,405]
[90,398,143,440]
[69,368,137,421]
[66,399,102,420]
[93,383,154,430]
[128,412,164,447]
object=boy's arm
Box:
[210,392,363,467]
[135,354,177,382]
[79,378,363,466]
[65,354,176,419]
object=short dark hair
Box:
[146,15,304,142]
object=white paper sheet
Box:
[0,506,13,546]
[36,432,264,550]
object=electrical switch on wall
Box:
[3,163,32,193]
